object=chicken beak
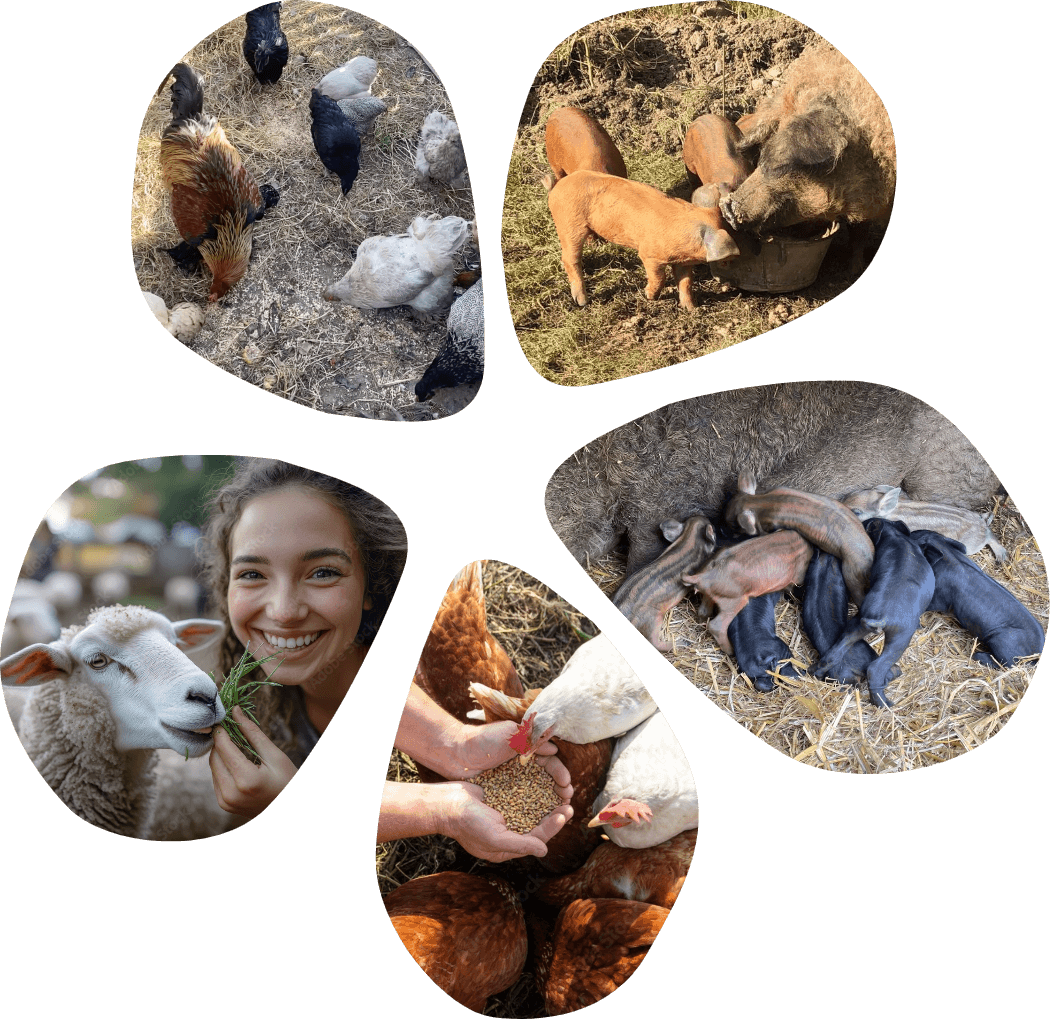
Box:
[586,815,604,828]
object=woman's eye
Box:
[235,569,263,581]
[311,566,343,580]
[87,653,110,670]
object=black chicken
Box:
[243,3,289,85]
[309,89,361,195]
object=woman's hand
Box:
[209,706,298,818]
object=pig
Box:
[910,530,1044,668]
[814,518,935,707]
[612,515,718,652]
[719,42,895,252]
[801,548,892,686]
[725,469,875,608]
[543,106,628,191]
[546,170,740,309]
[545,383,1001,579]
[841,486,1008,563]
[683,114,754,193]
[726,590,800,691]
[681,530,813,657]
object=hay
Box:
[587,498,1047,773]
[132,1,475,419]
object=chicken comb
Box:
[509,715,534,755]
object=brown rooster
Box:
[158,63,279,302]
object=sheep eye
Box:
[87,653,111,670]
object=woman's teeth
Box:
[263,632,319,649]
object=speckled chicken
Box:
[159,63,279,302]
[414,110,469,188]
[384,871,528,1012]
[242,3,288,85]
[322,214,473,320]
[415,278,484,402]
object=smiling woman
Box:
[199,458,407,816]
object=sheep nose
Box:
[186,688,219,709]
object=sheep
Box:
[2,604,227,839]
[414,111,468,189]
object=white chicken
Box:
[588,711,698,849]
[472,633,656,761]
[322,214,473,320]
[317,55,377,101]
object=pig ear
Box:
[877,487,902,512]
[741,508,759,535]
[1,642,75,687]
[704,523,716,545]
[737,470,757,494]
[738,114,777,152]
[784,103,850,167]
[692,184,722,209]
[703,227,739,263]
[660,520,684,543]
[172,619,225,653]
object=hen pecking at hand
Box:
[501,633,657,760]
[158,63,279,302]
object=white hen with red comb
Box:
[501,633,657,758]
[589,711,698,849]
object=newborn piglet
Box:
[613,515,718,651]
[727,590,800,691]
[682,530,813,657]
[726,470,874,608]
[911,529,1044,667]
[801,548,895,685]
[814,518,935,707]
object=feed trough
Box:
[714,221,839,293]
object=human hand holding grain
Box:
[210,706,298,817]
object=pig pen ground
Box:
[132,2,477,420]
[587,497,1047,772]
[503,3,876,386]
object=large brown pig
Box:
[544,107,628,190]
[720,42,895,243]
[683,114,754,193]
[547,170,739,309]
[544,382,1002,576]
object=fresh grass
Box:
[213,646,283,762]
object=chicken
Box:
[242,3,288,85]
[537,828,696,910]
[317,55,378,101]
[415,278,485,402]
[322,214,473,321]
[159,64,279,302]
[384,871,528,1012]
[470,679,612,874]
[501,633,658,760]
[336,94,388,135]
[414,111,469,189]
[588,711,698,849]
[309,89,361,195]
[534,898,670,1015]
[141,291,205,341]
[415,561,522,725]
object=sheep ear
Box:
[1,642,75,687]
[172,619,225,653]
[660,519,684,542]
[738,470,758,494]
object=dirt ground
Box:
[131,1,477,420]
[503,3,881,386]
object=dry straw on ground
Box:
[132,1,476,419]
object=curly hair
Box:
[198,458,407,751]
